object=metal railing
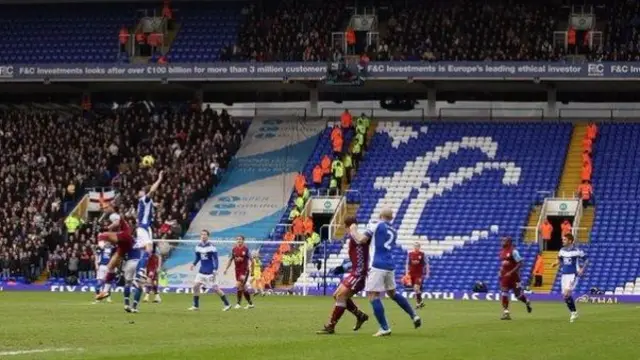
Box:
[320,107,425,120]
[438,107,545,121]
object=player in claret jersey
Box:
[95,205,135,301]
[499,236,532,320]
[317,216,369,335]
[224,236,254,309]
[406,242,429,308]
[143,243,162,304]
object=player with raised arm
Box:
[93,242,114,304]
[95,206,135,301]
[143,244,162,303]
[406,242,428,309]
[224,236,254,309]
[188,230,231,311]
[551,233,588,323]
[317,216,369,335]
[133,171,164,288]
[498,236,532,320]
[349,208,421,337]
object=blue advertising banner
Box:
[0,61,638,82]
[0,284,636,304]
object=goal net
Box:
[154,239,312,296]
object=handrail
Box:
[438,107,544,121]
[320,107,425,120]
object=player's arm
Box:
[223,255,233,274]
[551,252,561,268]
[211,250,219,273]
[578,251,589,276]
[146,171,164,198]
[246,253,252,275]
[348,223,372,244]
[190,252,201,271]
[506,249,523,276]
[424,256,430,279]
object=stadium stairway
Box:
[533,251,559,293]
[556,123,587,197]
[523,205,542,243]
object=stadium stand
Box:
[0,3,137,64]
[556,124,640,295]
[166,2,244,62]
[300,121,572,292]
[0,104,246,285]
[377,0,565,61]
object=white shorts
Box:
[364,268,396,292]
[194,272,218,289]
[136,227,153,248]
[561,274,578,292]
[97,265,109,281]
[123,259,140,282]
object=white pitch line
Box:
[0,347,83,357]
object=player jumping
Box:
[349,208,421,337]
[143,244,162,303]
[499,236,532,320]
[552,233,588,323]
[188,230,231,311]
[406,242,429,309]
[317,216,369,335]
[133,171,164,289]
[93,242,114,304]
[223,236,254,309]
[95,209,135,301]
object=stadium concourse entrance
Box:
[546,215,574,251]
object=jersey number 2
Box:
[384,230,396,250]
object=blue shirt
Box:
[558,246,586,275]
[96,246,113,266]
[137,195,154,229]
[365,220,397,271]
[193,241,218,275]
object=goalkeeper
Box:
[316,216,369,335]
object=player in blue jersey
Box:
[93,242,114,304]
[188,230,231,311]
[349,208,421,337]
[552,233,588,323]
[133,171,164,288]
[123,238,146,313]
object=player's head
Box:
[236,235,245,246]
[501,236,513,248]
[108,212,121,225]
[344,215,357,228]
[139,185,151,198]
[380,208,393,222]
[562,233,575,247]
[200,229,209,242]
[413,241,421,251]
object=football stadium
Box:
[2,0,640,359]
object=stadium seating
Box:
[166,2,243,62]
[552,124,640,295]
[303,121,572,292]
[0,3,137,63]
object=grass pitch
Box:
[0,292,638,360]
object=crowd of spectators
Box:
[233,0,351,62]
[0,103,246,284]
[374,0,564,62]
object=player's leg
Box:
[133,229,152,288]
[123,260,137,312]
[189,277,202,311]
[143,285,150,303]
[95,254,121,300]
[317,283,351,334]
[365,269,391,336]
[513,282,532,313]
[412,277,424,308]
[214,287,231,311]
[93,265,106,304]
[97,232,119,245]
[385,271,420,328]
[152,277,161,303]
[344,276,368,331]
[235,276,243,308]
[239,273,254,309]
[562,275,578,322]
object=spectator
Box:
[539,218,553,249]
[1,252,10,279]
[533,252,544,287]
[561,219,572,237]
[68,252,79,279]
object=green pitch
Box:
[1,292,638,360]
